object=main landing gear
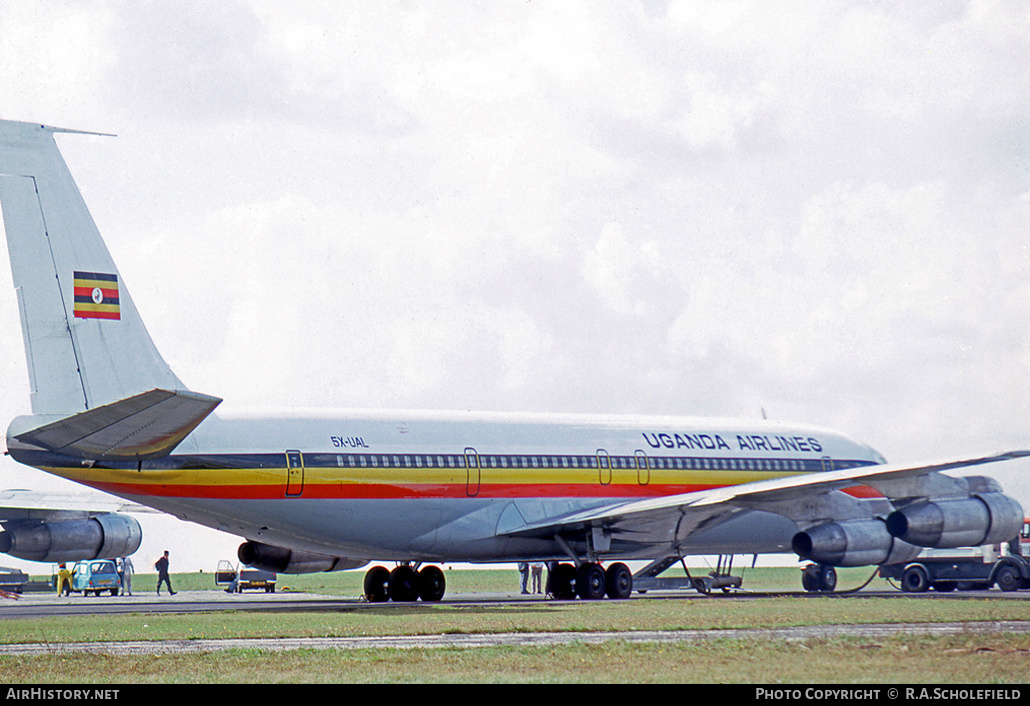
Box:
[547,561,633,600]
[363,563,446,602]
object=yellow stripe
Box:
[46,463,796,489]
[73,302,121,313]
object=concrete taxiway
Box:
[0,588,360,619]
[1,585,1027,620]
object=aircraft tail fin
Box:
[0,120,184,415]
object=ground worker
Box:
[56,563,73,596]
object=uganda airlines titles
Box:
[642,432,824,454]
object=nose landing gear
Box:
[801,563,837,592]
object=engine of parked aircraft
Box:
[0,513,142,562]
[237,540,368,574]
[886,492,1024,549]
[794,476,1024,567]
[791,519,921,567]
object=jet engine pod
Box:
[237,540,368,574]
[885,493,1024,549]
[792,519,921,567]
[0,514,142,563]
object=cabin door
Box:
[597,450,612,486]
[635,450,650,486]
[465,447,480,497]
[286,450,305,497]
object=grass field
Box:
[4,567,1029,684]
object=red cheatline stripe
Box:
[72,480,721,501]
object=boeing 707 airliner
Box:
[0,120,1025,601]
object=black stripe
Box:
[73,271,118,282]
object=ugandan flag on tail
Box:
[73,271,120,320]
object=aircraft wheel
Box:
[551,563,577,600]
[801,564,836,592]
[417,565,446,602]
[388,565,420,602]
[605,562,633,599]
[576,563,606,600]
[818,565,837,592]
[801,566,819,592]
[901,565,930,593]
[363,565,390,602]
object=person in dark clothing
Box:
[518,562,530,594]
[155,550,176,595]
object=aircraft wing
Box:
[0,488,158,522]
[498,449,1030,549]
[0,488,152,563]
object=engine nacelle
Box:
[237,540,368,574]
[886,493,1024,549]
[792,519,922,567]
[0,514,142,563]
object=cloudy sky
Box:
[0,1,1028,573]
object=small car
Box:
[70,560,121,596]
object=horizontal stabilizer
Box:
[13,389,221,461]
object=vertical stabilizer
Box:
[0,120,183,415]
